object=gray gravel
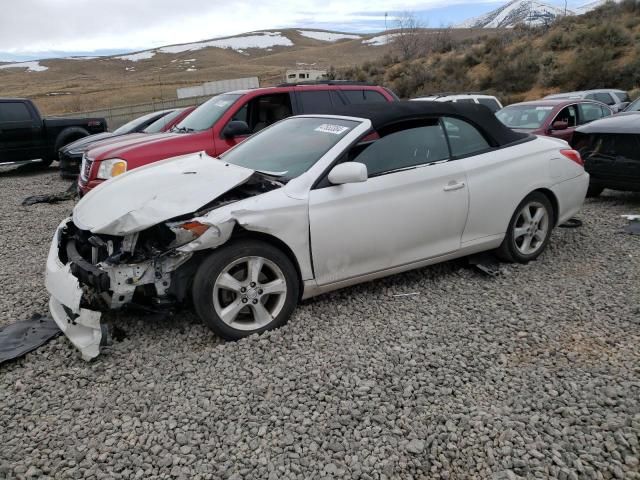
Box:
[1,164,639,480]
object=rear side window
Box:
[0,102,32,123]
[342,89,387,104]
[617,92,631,103]
[578,103,605,124]
[443,117,491,157]
[587,92,614,105]
[298,91,333,113]
[455,99,476,104]
[477,98,501,112]
[352,121,450,177]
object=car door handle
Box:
[443,181,466,192]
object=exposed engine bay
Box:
[57,173,283,312]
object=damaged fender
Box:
[177,189,314,281]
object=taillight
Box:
[560,149,583,167]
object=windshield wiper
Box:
[172,126,195,134]
[255,169,288,177]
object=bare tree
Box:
[393,12,426,61]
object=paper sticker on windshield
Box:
[315,124,350,135]
[535,106,553,110]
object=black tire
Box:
[586,183,604,198]
[51,127,90,167]
[40,157,54,168]
[497,192,554,263]
[192,240,299,340]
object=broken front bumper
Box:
[45,219,194,360]
[45,219,106,361]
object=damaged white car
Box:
[46,102,589,360]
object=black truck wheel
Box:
[49,127,90,167]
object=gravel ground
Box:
[0,164,639,480]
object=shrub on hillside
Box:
[573,23,631,48]
[561,47,617,89]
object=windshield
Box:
[220,117,359,180]
[496,105,554,129]
[173,94,241,132]
[143,108,183,133]
[625,97,640,112]
[113,111,168,135]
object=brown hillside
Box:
[339,0,640,103]
[0,28,493,115]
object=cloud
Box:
[0,0,583,57]
[0,0,492,53]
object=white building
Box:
[284,69,328,83]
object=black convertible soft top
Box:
[332,101,530,147]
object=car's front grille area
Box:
[80,155,94,182]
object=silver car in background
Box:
[545,89,631,113]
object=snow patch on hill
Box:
[158,32,293,54]
[116,51,156,62]
[363,34,400,46]
[0,61,48,72]
[575,0,621,14]
[297,30,361,42]
[458,0,572,28]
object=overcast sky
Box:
[0,0,588,61]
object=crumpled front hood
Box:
[73,152,255,236]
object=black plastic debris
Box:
[560,218,583,228]
[21,182,76,206]
[467,252,503,277]
[0,314,61,365]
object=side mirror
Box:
[222,120,251,138]
[328,162,368,185]
[552,120,569,131]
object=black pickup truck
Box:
[0,98,107,167]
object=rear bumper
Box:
[588,176,640,192]
[45,219,105,361]
[552,172,589,225]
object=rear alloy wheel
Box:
[192,240,299,340]
[497,192,553,263]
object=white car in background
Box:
[45,102,588,360]
[412,93,503,112]
[545,89,631,113]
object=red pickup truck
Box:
[79,83,398,194]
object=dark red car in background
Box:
[59,106,195,178]
[496,99,613,143]
[79,82,398,194]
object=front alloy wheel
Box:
[192,240,299,340]
[213,256,287,331]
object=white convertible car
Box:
[45,102,589,359]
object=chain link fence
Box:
[56,96,211,129]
